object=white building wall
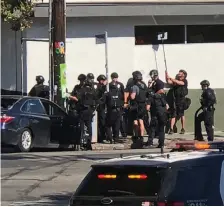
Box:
[2,16,224,92]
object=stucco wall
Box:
[23,16,224,91]
[1,16,224,131]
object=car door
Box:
[41,100,69,144]
[21,99,51,146]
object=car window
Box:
[169,166,211,200]
[75,166,164,197]
[1,97,19,110]
[41,100,66,116]
[21,99,46,114]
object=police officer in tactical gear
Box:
[69,74,87,114]
[103,72,125,143]
[96,74,107,143]
[130,73,149,148]
[87,73,98,88]
[166,69,188,134]
[29,75,49,99]
[195,80,216,141]
[125,71,149,136]
[77,78,97,150]
[146,70,168,148]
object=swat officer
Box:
[124,71,149,136]
[146,70,168,148]
[74,78,97,150]
[29,75,49,99]
[103,72,124,143]
[87,73,98,88]
[130,72,149,147]
[68,74,87,115]
[96,74,107,143]
[195,80,216,141]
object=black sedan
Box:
[1,95,80,152]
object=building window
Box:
[187,25,224,43]
[135,25,185,45]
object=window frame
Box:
[21,99,47,115]
[40,99,67,117]
[134,25,185,45]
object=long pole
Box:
[105,31,109,92]
[21,32,24,96]
[52,0,66,108]
[162,40,168,71]
[48,0,53,102]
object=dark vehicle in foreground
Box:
[1,95,80,152]
[70,142,224,206]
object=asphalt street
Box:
[1,148,164,206]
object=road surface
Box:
[1,148,163,206]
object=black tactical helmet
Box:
[78,74,86,81]
[97,74,107,82]
[87,73,94,80]
[36,75,45,84]
[149,69,158,77]
[179,69,187,78]
[132,70,141,77]
[135,73,143,81]
[85,78,93,87]
[111,72,118,79]
[200,80,210,87]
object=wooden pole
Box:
[52,0,66,108]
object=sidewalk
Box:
[92,131,224,151]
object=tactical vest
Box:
[201,88,217,107]
[81,87,95,107]
[109,83,122,108]
[136,83,147,103]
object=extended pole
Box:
[105,31,109,92]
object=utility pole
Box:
[52,0,66,108]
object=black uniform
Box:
[126,78,150,134]
[78,82,97,150]
[195,87,216,141]
[29,84,49,99]
[170,79,188,119]
[104,81,124,143]
[147,79,167,147]
[96,82,107,143]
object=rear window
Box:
[1,98,19,110]
[75,166,164,197]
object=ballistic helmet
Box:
[97,74,107,82]
[200,80,210,87]
[87,73,94,80]
[111,72,118,79]
[36,75,45,84]
[78,74,86,81]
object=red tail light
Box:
[0,115,14,123]
[97,174,117,179]
[128,174,148,179]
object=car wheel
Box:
[18,128,33,152]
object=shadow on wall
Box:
[175,88,224,132]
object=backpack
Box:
[183,97,191,110]
[136,83,147,103]
[81,87,95,107]
[109,83,122,108]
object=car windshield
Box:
[75,166,164,197]
[1,97,19,110]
